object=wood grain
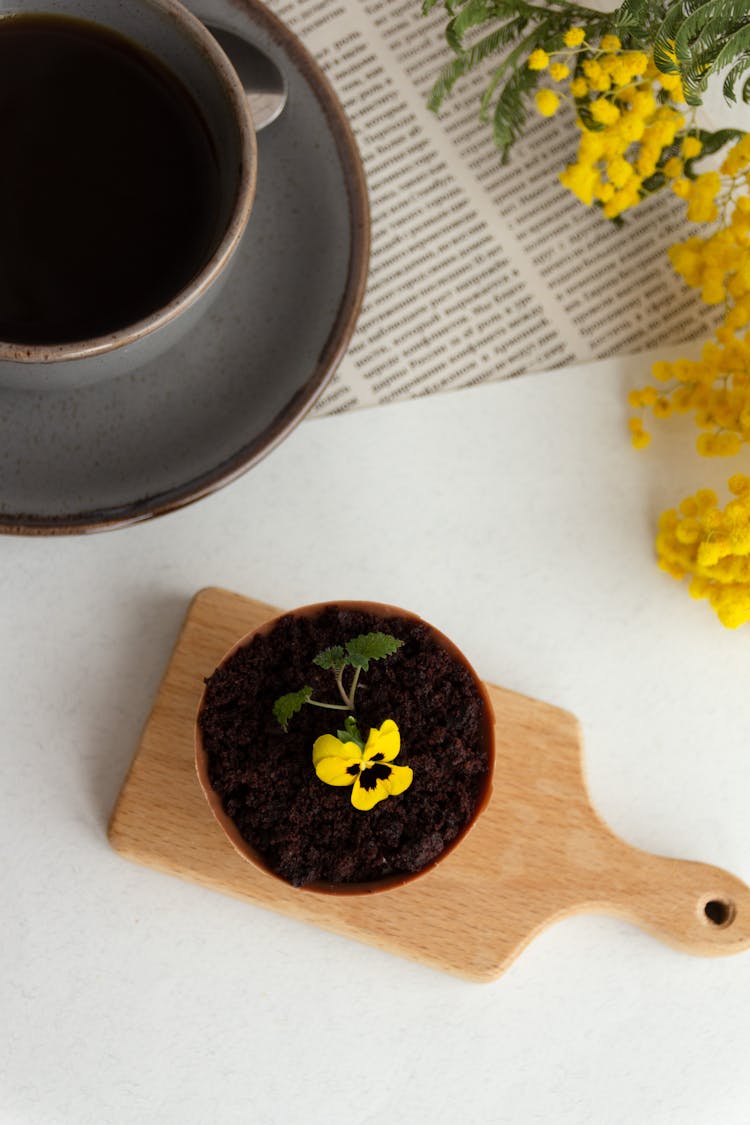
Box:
[108,588,750,981]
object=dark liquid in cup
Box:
[0,15,223,346]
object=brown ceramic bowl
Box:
[195,601,496,894]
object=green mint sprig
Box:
[273,632,403,731]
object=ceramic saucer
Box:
[0,0,368,534]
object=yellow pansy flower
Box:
[313,719,413,811]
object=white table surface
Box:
[3,353,750,1125]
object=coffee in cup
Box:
[0,15,224,345]
[0,0,256,390]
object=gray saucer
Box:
[0,0,369,534]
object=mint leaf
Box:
[337,715,364,749]
[313,645,348,671]
[345,632,403,672]
[344,715,363,741]
[273,686,313,730]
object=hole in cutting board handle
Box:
[704,898,736,927]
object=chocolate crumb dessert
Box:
[198,604,493,888]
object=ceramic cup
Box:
[0,0,256,391]
[195,601,496,895]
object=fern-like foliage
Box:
[424,0,651,162]
[424,0,750,164]
[428,18,529,112]
[653,0,750,104]
[492,65,541,157]
[614,0,653,30]
[446,0,496,52]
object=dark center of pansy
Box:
[358,762,392,790]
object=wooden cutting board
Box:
[108,587,750,981]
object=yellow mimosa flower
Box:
[535,89,560,117]
[563,27,585,48]
[528,49,550,71]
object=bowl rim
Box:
[0,0,257,366]
[195,600,496,896]
[1,0,370,536]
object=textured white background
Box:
[2,355,750,1125]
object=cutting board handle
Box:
[585,836,750,957]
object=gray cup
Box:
[0,0,257,390]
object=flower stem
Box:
[334,666,350,706]
[308,699,350,712]
[348,665,362,708]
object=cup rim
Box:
[195,600,496,896]
[0,0,257,365]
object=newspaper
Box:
[269,0,719,414]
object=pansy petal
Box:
[384,764,413,796]
[315,755,359,787]
[351,774,390,810]
[363,718,400,762]
[312,733,362,766]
